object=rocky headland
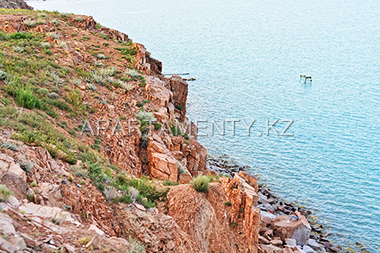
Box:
[0,4,347,253]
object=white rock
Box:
[0,213,16,236]
[88,224,105,238]
[7,196,21,208]
[8,163,26,181]
[308,239,324,251]
[285,238,297,247]
[303,245,316,253]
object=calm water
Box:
[28,0,380,251]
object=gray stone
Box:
[20,233,37,248]
[271,215,311,246]
[285,238,297,247]
[1,172,28,200]
[261,211,276,225]
[303,245,316,253]
[296,245,306,253]
[9,237,26,250]
[258,192,268,203]
[0,236,19,252]
[316,248,327,253]
[0,213,16,236]
[308,239,324,251]
[7,196,20,208]
[8,163,26,181]
[88,224,105,238]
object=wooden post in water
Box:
[300,75,312,84]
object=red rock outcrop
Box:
[221,173,261,252]
[147,132,208,181]
[115,204,201,252]
[166,173,260,253]
[101,27,131,42]
[68,15,97,30]
[166,74,188,122]
[147,136,178,181]
[134,43,162,76]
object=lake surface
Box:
[27,0,380,251]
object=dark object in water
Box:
[300,75,312,84]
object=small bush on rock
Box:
[16,88,41,109]
[0,184,11,202]
[0,140,19,151]
[0,70,7,81]
[163,180,179,186]
[191,175,210,193]
[177,161,188,175]
[127,236,146,253]
[128,187,140,200]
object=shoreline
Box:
[207,157,368,253]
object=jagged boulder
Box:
[146,76,173,107]
[115,204,200,252]
[167,183,248,252]
[1,172,27,200]
[147,137,179,181]
[271,215,311,246]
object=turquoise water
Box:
[28,0,380,251]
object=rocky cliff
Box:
[0,8,263,252]
[0,7,331,253]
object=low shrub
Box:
[18,159,34,172]
[121,82,133,92]
[86,83,97,91]
[191,175,210,193]
[16,88,42,109]
[74,17,84,22]
[175,104,183,111]
[154,122,162,130]
[13,46,24,53]
[0,70,7,80]
[163,180,179,186]
[0,140,19,151]
[125,69,141,79]
[135,111,156,123]
[96,54,106,59]
[103,186,122,201]
[0,184,11,202]
[48,92,60,99]
[115,176,169,206]
[128,187,140,200]
[23,19,36,28]
[177,161,188,175]
[127,236,146,253]
[9,32,33,40]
